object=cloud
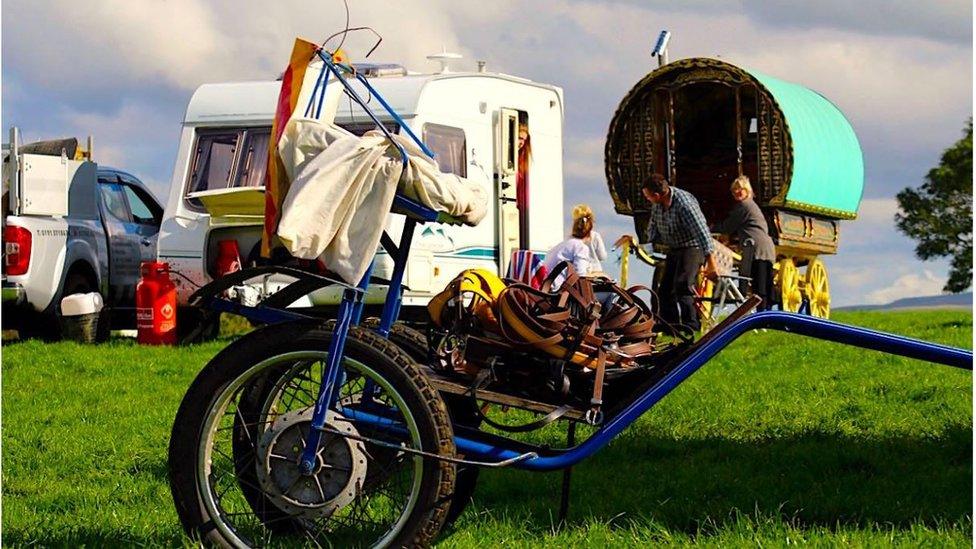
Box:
[2,0,970,309]
[595,0,972,45]
[865,270,947,304]
[2,0,467,95]
[742,0,972,46]
[57,100,181,200]
[2,0,228,91]
[563,136,606,182]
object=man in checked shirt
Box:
[615,173,718,333]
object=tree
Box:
[895,119,973,293]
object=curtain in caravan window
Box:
[236,129,271,188]
[188,132,239,195]
[423,123,466,177]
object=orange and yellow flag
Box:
[262,38,320,257]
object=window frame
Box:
[120,181,162,227]
[97,179,134,224]
[234,127,272,189]
[184,126,271,211]
[183,122,411,212]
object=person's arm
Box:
[645,219,659,245]
[680,194,718,278]
[590,231,608,261]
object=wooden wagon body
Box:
[605,57,864,316]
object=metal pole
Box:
[9,127,20,215]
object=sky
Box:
[2,0,972,306]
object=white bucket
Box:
[61,292,104,316]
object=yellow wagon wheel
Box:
[805,258,831,319]
[777,258,803,313]
[695,274,716,333]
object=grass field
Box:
[2,310,972,547]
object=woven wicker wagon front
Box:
[605,58,864,256]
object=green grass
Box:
[2,310,971,547]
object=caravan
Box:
[157,54,565,330]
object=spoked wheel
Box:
[777,258,803,313]
[361,317,481,527]
[694,275,716,333]
[168,321,456,548]
[805,258,831,319]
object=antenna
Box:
[651,30,671,67]
[427,47,463,74]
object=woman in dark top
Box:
[716,176,777,310]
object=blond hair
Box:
[571,204,594,221]
[731,175,753,197]
[571,204,594,239]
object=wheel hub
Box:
[255,408,367,519]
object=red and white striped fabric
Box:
[506,250,548,289]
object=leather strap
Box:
[467,368,574,433]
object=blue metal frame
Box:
[251,48,972,477]
[342,310,971,472]
[298,50,440,474]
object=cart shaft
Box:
[451,311,971,471]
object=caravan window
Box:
[185,127,271,209]
[235,129,271,188]
[423,123,466,177]
[188,130,239,195]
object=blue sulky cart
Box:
[167,49,972,548]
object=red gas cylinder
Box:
[136,261,178,345]
[216,240,242,276]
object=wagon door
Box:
[495,108,520,276]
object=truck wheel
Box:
[58,272,110,343]
[177,306,221,344]
[17,312,61,341]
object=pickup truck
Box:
[2,127,163,341]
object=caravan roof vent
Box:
[353,63,408,78]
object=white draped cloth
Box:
[276,117,487,283]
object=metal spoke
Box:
[197,350,423,548]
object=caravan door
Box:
[495,108,520,276]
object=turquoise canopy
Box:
[605,57,865,221]
[749,69,864,218]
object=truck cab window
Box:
[99,183,131,223]
[122,184,161,227]
[423,123,466,177]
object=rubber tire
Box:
[57,272,110,343]
[16,312,61,341]
[362,317,481,527]
[176,306,221,344]
[168,320,456,548]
